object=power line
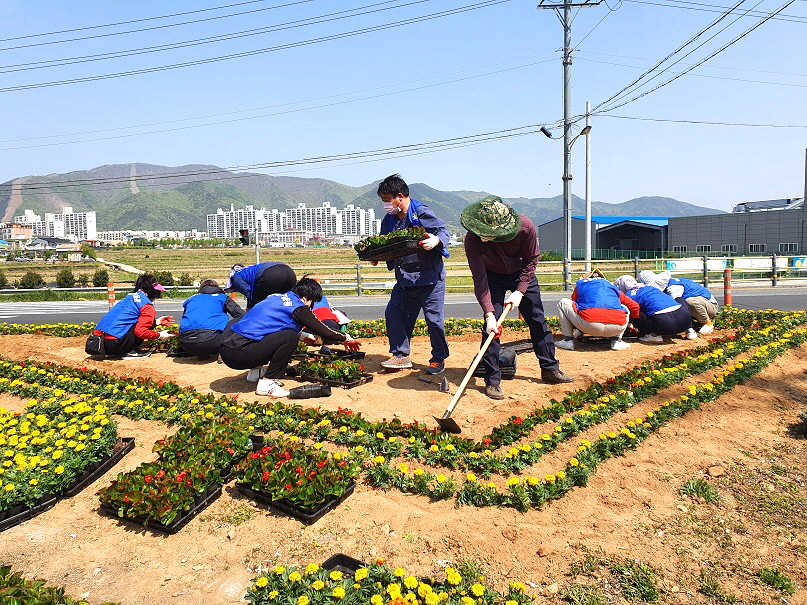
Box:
[0,0,315,44]
[0,57,557,150]
[620,0,807,22]
[579,56,807,87]
[0,0,425,73]
[576,0,621,47]
[596,0,797,113]
[598,113,807,127]
[0,0,511,93]
[593,0,750,112]
[0,124,556,193]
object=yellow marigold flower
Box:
[506,477,519,487]
[388,437,397,443]
[29,478,38,485]
[393,568,405,577]
[273,566,285,575]
[371,595,383,605]
[373,456,385,465]
[470,583,485,597]
[332,586,346,599]
[397,463,409,475]
[255,577,269,588]
[409,436,416,443]
[541,434,551,441]
[297,596,309,605]
[446,569,461,585]
[509,582,526,592]
[486,482,498,490]
[429,445,439,452]
[387,583,402,598]
[526,477,540,486]
[413,468,424,476]
[356,430,365,437]
[4,484,14,491]
[404,576,419,590]
[355,568,369,581]
[466,473,477,482]
[544,474,556,483]
[608,432,617,439]
[436,474,447,484]
[461,598,474,605]
[329,571,343,581]
[55,466,64,474]
[445,444,455,451]
[313,443,323,450]
[289,572,302,582]
[506,600,518,605]
[569,458,579,466]
[557,470,566,479]
[354,446,365,453]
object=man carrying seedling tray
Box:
[375,174,451,374]
[462,196,574,400]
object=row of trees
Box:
[0,269,195,289]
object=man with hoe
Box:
[375,174,451,374]
[462,196,574,399]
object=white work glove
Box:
[418,233,440,251]
[484,314,501,338]
[157,330,173,340]
[505,290,523,310]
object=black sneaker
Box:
[124,349,151,359]
[541,369,574,384]
[425,361,445,375]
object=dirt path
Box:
[1,333,805,605]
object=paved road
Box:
[0,287,804,326]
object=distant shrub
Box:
[0,270,7,288]
[18,271,45,289]
[75,273,90,287]
[152,271,174,286]
[55,268,76,288]
[177,272,194,286]
[92,268,110,287]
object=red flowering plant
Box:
[152,416,252,471]
[234,436,359,510]
[98,457,219,525]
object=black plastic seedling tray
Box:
[236,481,355,525]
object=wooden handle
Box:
[442,306,512,417]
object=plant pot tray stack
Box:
[356,238,423,262]
[236,481,356,525]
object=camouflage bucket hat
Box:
[460,195,521,242]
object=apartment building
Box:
[13,207,97,241]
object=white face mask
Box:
[384,202,398,215]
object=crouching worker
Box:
[93,274,174,358]
[178,279,245,357]
[225,262,297,309]
[556,272,639,351]
[219,277,361,397]
[614,275,692,343]
[639,270,718,335]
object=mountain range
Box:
[0,163,725,232]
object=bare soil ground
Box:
[1,330,806,605]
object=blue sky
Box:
[0,0,804,211]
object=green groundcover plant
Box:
[354,227,426,253]
[297,358,364,382]
[0,565,120,605]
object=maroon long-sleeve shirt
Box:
[464,215,539,315]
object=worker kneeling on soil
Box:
[462,195,573,401]
[556,273,639,351]
[614,275,694,344]
[225,262,297,309]
[178,279,246,358]
[638,270,717,336]
[219,277,361,397]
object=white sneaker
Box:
[572,329,583,341]
[686,328,699,340]
[246,366,266,382]
[555,338,575,351]
[256,378,289,397]
[638,333,664,344]
[699,322,714,335]
[610,338,630,351]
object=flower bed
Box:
[296,358,370,388]
[0,565,121,605]
[0,394,118,514]
[246,558,533,605]
[234,436,359,522]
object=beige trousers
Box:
[685,296,718,324]
[557,298,629,339]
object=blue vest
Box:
[96,291,153,338]
[231,292,305,341]
[230,262,285,302]
[669,277,713,300]
[574,278,624,312]
[625,286,680,316]
[180,292,230,332]
[312,296,331,311]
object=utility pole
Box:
[536,0,601,290]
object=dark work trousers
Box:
[632,304,692,336]
[219,328,299,378]
[179,329,225,356]
[385,280,449,363]
[103,325,144,357]
[480,272,558,386]
[249,264,297,309]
